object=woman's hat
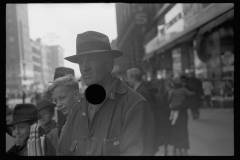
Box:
[8,104,38,126]
[36,98,56,111]
[64,31,123,63]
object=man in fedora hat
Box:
[36,98,58,149]
[58,31,154,156]
[6,103,56,156]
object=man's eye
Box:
[60,97,65,100]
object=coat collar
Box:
[41,120,58,134]
[81,74,126,100]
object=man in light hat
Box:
[57,31,154,156]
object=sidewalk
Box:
[155,108,234,156]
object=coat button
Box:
[82,112,86,116]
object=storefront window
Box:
[172,47,182,77]
[219,20,234,100]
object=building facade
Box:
[48,45,64,71]
[115,3,165,79]
[6,4,33,94]
[30,39,65,90]
[143,3,234,106]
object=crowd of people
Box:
[6,31,213,156]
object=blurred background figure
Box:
[22,91,26,104]
[188,72,204,120]
[155,76,172,156]
[127,68,160,154]
[202,79,214,108]
[127,68,151,102]
[168,75,195,156]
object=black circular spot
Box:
[85,84,106,105]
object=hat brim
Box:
[64,50,123,64]
[7,118,38,127]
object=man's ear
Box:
[73,90,80,100]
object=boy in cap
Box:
[45,67,76,138]
[36,98,58,149]
[6,103,56,156]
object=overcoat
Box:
[57,76,155,156]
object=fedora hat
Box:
[36,98,56,111]
[64,31,123,63]
[8,104,38,126]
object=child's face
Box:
[38,108,54,125]
[12,122,31,146]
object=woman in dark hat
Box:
[36,98,58,149]
[6,104,39,156]
[6,103,56,156]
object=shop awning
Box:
[144,4,234,60]
[199,8,234,35]
[143,51,155,61]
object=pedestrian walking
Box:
[22,91,26,104]
[168,76,195,156]
[56,31,154,156]
[189,72,204,120]
[156,77,172,156]
[202,79,214,108]
[6,103,56,156]
[36,98,58,149]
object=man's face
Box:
[38,108,54,125]
[78,55,109,86]
[52,86,76,115]
[12,122,31,146]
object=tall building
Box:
[30,38,42,84]
[30,39,65,88]
[6,4,34,93]
[115,3,164,79]
[48,45,64,72]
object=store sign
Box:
[157,4,184,41]
[132,4,148,24]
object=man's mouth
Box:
[60,108,67,113]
